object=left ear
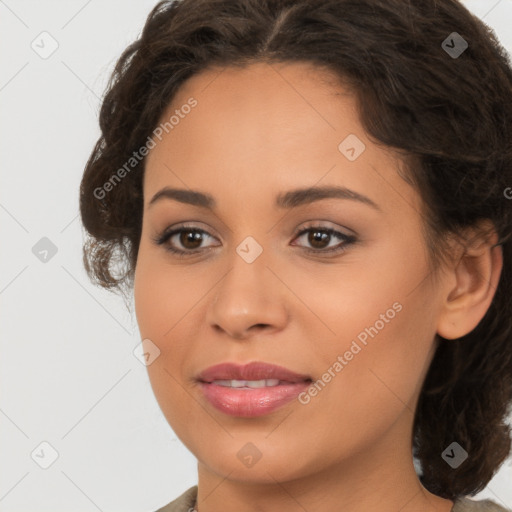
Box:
[436,220,503,340]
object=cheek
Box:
[134,240,199,338]
[290,248,437,424]
[133,238,210,360]
[292,306,436,466]
[133,250,199,427]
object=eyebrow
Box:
[148,185,381,212]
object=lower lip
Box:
[198,381,311,417]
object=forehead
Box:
[143,61,421,217]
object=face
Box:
[134,61,447,485]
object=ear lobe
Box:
[436,225,503,340]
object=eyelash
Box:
[152,223,357,258]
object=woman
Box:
[79,0,512,511]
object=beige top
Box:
[155,485,511,512]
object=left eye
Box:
[153,225,356,257]
[291,226,356,254]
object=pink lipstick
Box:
[196,361,312,417]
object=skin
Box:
[133,61,503,512]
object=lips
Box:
[196,361,313,417]
[196,361,312,384]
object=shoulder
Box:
[452,497,512,512]
[154,485,198,512]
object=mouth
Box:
[196,361,313,417]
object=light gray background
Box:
[1,1,511,511]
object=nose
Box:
[205,252,289,340]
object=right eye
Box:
[153,225,221,257]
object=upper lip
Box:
[196,361,312,383]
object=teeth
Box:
[212,379,281,388]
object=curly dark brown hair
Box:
[79,0,512,501]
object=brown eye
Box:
[306,229,331,249]
[292,226,357,255]
[178,230,204,250]
[153,226,220,256]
